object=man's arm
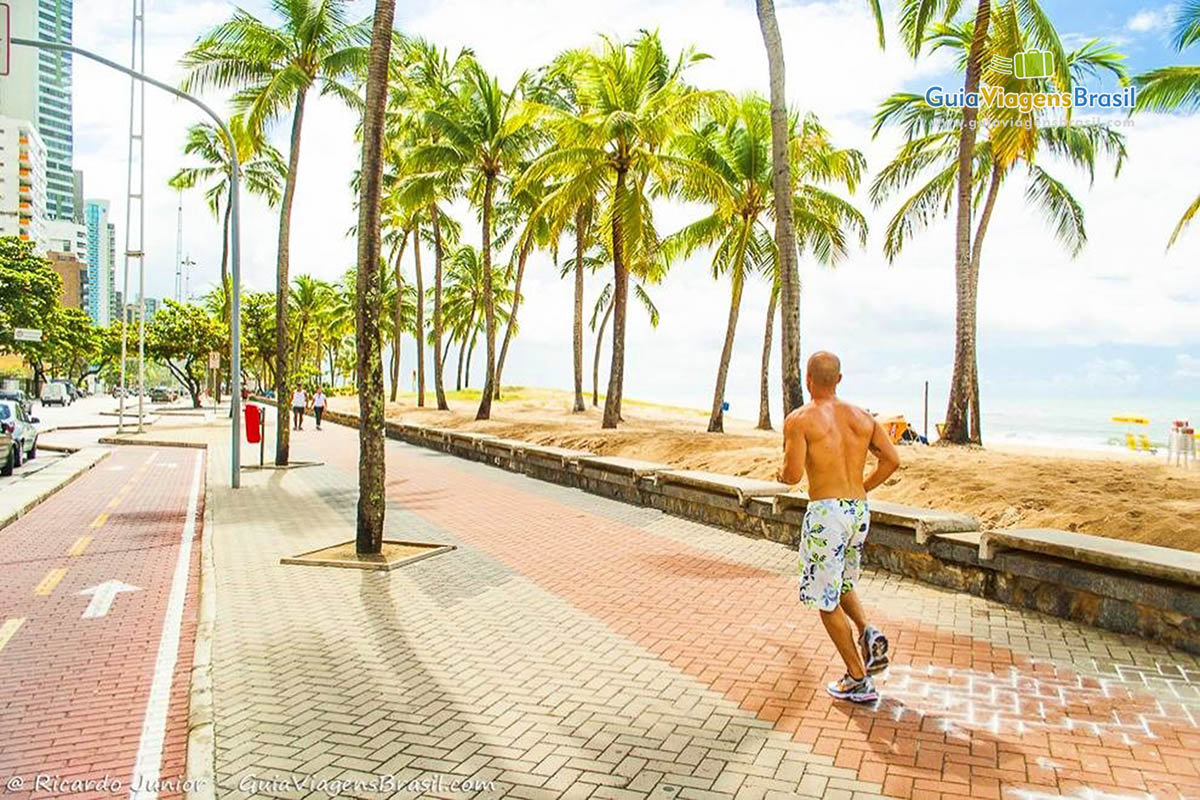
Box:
[863,418,900,493]
[776,412,807,485]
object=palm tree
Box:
[288,275,333,375]
[390,38,473,411]
[667,96,867,432]
[442,244,512,391]
[1134,2,1200,246]
[873,15,1126,443]
[492,172,553,399]
[353,0,397,552]
[170,116,286,404]
[895,0,1066,444]
[408,60,535,420]
[756,0,884,419]
[523,32,720,428]
[590,276,661,408]
[182,0,370,465]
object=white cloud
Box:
[1125,5,1176,33]
[1175,354,1200,379]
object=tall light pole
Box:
[12,37,246,488]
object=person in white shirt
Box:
[291,386,307,431]
[313,386,327,430]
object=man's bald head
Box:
[806,351,842,393]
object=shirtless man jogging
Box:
[776,351,901,703]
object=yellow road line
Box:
[90,511,109,529]
[68,536,92,557]
[0,618,25,653]
[34,567,68,596]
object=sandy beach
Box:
[329,388,1200,554]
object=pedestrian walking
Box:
[313,386,327,430]
[291,385,307,431]
[776,351,901,704]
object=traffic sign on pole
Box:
[13,328,42,342]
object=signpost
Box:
[0,4,10,77]
[13,328,41,343]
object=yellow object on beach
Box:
[1111,415,1150,425]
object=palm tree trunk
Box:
[273,89,307,466]
[602,168,629,429]
[390,230,409,402]
[757,282,778,430]
[431,207,449,410]
[963,162,1002,445]
[495,237,530,401]
[572,207,587,412]
[457,301,476,391]
[943,0,992,444]
[354,0,396,554]
[708,268,746,433]
[414,226,426,407]
[756,0,803,417]
[466,329,478,388]
[476,173,498,420]
[592,298,612,407]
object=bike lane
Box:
[0,445,205,800]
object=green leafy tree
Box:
[182,0,370,464]
[147,300,223,408]
[0,237,61,391]
[1134,2,1200,246]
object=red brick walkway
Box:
[0,446,205,800]
[308,426,1200,800]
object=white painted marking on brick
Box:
[129,450,202,800]
[78,580,140,619]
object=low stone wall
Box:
[261,400,1200,654]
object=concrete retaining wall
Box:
[274,402,1200,654]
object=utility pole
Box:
[118,0,146,434]
[182,254,196,301]
[175,189,183,302]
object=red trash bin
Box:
[245,404,261,444]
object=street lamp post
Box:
[12,37,245,488]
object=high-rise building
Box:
[72,170,84,224]
[47,250,86,310]
[0,116,48,248]
[84,199,114,325]
[107,221,116,318]
[0,0,75,221]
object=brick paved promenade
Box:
[194,414,1200,800]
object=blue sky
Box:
[68,0,1200,431]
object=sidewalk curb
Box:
[98,436,208,449]
[186,443,216,800]
[0,447,111,533]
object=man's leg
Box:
[839,590,868,638]
[819,607,868,680]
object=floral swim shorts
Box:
[798,498,870,612]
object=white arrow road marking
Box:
[78,580,141,619]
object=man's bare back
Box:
[775,356,900,500]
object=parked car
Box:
[40,382,72,406]
[149,386,179,403]
[52,379,79,400]
[0,389,33,418]
[0,400,38,471]
[0,424,13,476]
